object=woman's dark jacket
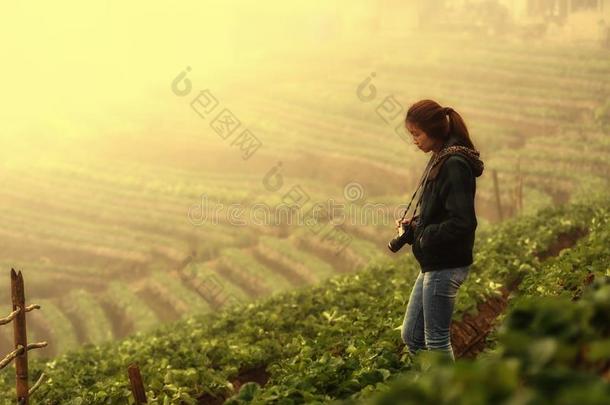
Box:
[405,135,484,272]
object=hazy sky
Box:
[0,1,354,142]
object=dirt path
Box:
[452,226,589,359]
[194,226,592,402]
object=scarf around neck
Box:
[427,144,484,180]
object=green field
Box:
[2,32,610,364]
[4,0,610,403]
[0,186,608,404]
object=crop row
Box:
[0,194,606,403]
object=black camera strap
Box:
[399,153,437,223]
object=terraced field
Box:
[1,33,609,360]
[1,192,607,404]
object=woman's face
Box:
[406,121,440,153]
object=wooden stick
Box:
[12,269,29,405]
[25,304,41,313]
[28,372,46,397]
[492,169,504,221]
[518,157,523,213]
[128,363,148,404]
[516,156,523,214]
[0,345,24,370]
[0,307,21,326]
[512,158,518,215]
[0,306,40,326]
[26,341,48,352]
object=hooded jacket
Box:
[407,134,484,272]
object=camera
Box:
[388,217,418,253]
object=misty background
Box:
[1,0,610,357]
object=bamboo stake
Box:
[515,157,523,215]
[11,269,29,405]
[517,157,524,213]
[492,169,504,221]
[128,363,148,404]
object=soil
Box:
[195,226,591,402]
[452,226,589,359]
[197,365,270,405]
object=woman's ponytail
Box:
[406,100,476,151]
[445,107,475,150]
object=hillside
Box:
[2,33,610,360]
[1,194,608,404]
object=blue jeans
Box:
[400,265,470,362]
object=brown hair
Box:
[405,99,475,150]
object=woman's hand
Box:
[395,216,418,232]
[395,218,411,231]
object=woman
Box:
[395,99,484,362]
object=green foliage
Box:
[36,299,79,355]
[594,97,610,133]
[103,282,158,332]
[0,196,608,404]
[345,276,610,405]
[519,204,610,300]
[62,289,114,345]
[257,236,335,283]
